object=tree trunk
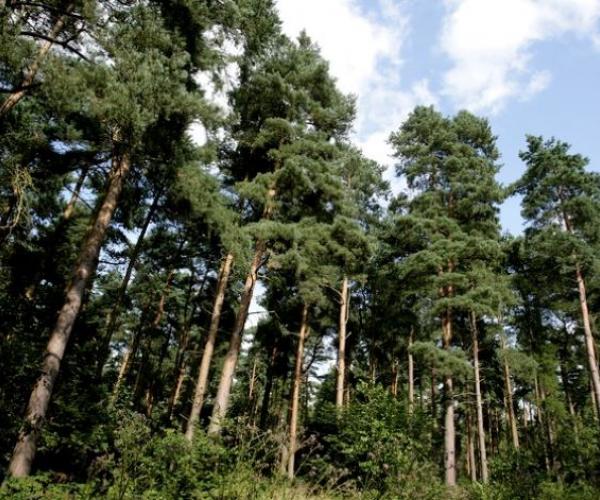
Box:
[559,206,600,419]
[575,263,600,418]
[259,343,278,430]
[208,245,263,436]
[470,312,489,482]
[96,191,160,377]
[390,362,398,397]
[336,276,348,409]
[132,269,175,405]
[185,253,234,440]
[467,411,477,482]
[63,164,89,220]
[111,302,150,402]
[408,326,415,415]
[501,336,519,450]
[287,305,309,480]
[8,141,130,478]
[0,5,72,118]
[442,310,456,486]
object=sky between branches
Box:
[276,0,600,234]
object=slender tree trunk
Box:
[591,378,599,421]
[431,368,437,425]
[287,305,309,480]
[8,141,130,477]
[248,356,258,401]
[185,253,234,440]
[575,263,600,418]
[259,343,278,430]
[336,276,348,409]
[467,411,477,482]
[390,362,398,397]
[132,268,175,406]
[442,309,456,486]
[97,191,160,376]
[63,164,89,220]
[111,302,150,402]
[208,245,263,436]
[0,6,72,118]
[408,327,415,415]
[501,337,519,450]
[470,312,489,482]
[559,207,600,418]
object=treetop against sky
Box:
[276,0,600,234]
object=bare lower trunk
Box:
[259,343,278,429]
[501,337,519,450]
[408,327,414,415]
[111,309,146,401]
[0,6,71,118]
[336,276,348,409]
[575,263,600,419]
[8,142,130,478]
[168,363,187,419]
[185,253,234,440]
[390,362,398,397]
[470,313,488,482]
[287,305,309,479]
[248,356,258,401]
[444,375,456,486]
[442,310,456,486]
[467,411,476,482]
[208,246,262,435]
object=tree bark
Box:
[287,304,309,480]
[408,326,415,415]
[442,309,456,486]
[259,342,278,430]
[185,253,234,440]
[336,276,348,409]
[470,312,489,482]
[207,246,263,435]
[501,336,519,450]
[0,5,72,118]
[575,263,600,418]
[467,411,477,482]
[558,203,600,419]
[8,140,130,478]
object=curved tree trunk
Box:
[208,245,263,435]
[336,276,349,409]
[8,141,130,478]
[287,304,309,479]
[185,253,234,441]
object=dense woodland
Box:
[2,1,600,498]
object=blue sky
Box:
[275,0,600,234]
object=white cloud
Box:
[276,0,405,96]
[276,1,437,194]
[441,0,600,113]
